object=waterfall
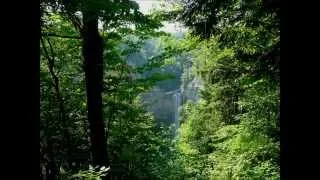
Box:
[172,91,181,134]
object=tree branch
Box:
[258,41,280,61]
[42,32,81,39]
[40,37,73,167]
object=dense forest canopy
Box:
[40,0,280,179]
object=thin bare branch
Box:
[42,32,81,39]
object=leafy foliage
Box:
[40,5,176,179]
[160,0,280,179]
[40,0,280,179]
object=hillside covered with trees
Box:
[40,0,280,179]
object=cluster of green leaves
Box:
[161,0,280,179]
[59,166,110,180]
[40,7,180,179]
[40,13,91,178]
[102,38,175,178]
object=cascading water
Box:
[172,91,181,135]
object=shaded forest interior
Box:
[40,0,279,179]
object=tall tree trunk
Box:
[82,12,109,168]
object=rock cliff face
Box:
[124,35,202,126]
